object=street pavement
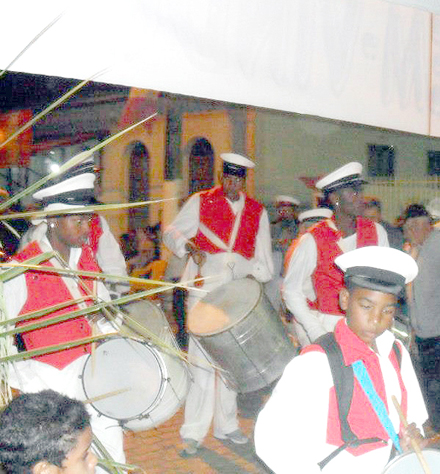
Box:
[124,395,274,474]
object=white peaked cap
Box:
[298,208,333,222]
[276,195,300,205]
[316,162,364,192]
[33,173,96,201]
[335,246,418,295]
[220,153,255,169]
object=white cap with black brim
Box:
[316,162,367,193]
[335,246,418,296]
[221,153,255,178]
[275,195,300,206]
[31,172,96,225]
[298,208,333,223]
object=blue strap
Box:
[352,360,402,454]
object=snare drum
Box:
[82,300,189,431]
[382,449,440,473]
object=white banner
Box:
[1,0,439,136]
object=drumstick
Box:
[84,388,131,405]
[391,395,432,474]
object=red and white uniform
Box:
[255,319,427,474]
[164,186,273,307]
[283,217,389,345]
[4,226,124,472]
[163,186,273,443]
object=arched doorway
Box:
[128,141,149,230]
[188,138,215,195]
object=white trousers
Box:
[8,356,125,473]
[180,338,239,443]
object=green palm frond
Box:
[0,198,177,221]
[93,435,144,473]
[0,14,62,80]
[0,333,113,363]
[0,112,157,212]
[0,297,91,328]
[0,252,55,282]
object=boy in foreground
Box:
[255,246,428,473]
[0,390,97,474]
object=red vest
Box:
[89,214,103,257]
[303,320,407,456]
[14,242,100,369]
[193,186,263,260]
[309,217,378,315]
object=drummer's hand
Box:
[400,422,428,452]
[186,241,206,267]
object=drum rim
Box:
[189,278,262,336]
[382,448,440,472]
[81,337,168,423]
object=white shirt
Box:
[254,327,428,474]
[283,220,389,342]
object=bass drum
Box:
[382,449,440,473]
[188,278,296,393]
[82,300,189,431]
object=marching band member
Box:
[283,162,389,347]
[4,168,125,472]
[256,246,428,474]
[164,153,273,455]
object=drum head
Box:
[382,449,440,473]
[82,338,166,421]
[188,278,261,335]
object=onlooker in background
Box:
[0,189,30,261]
[283,162,389,347]
[265,195,300,311]
[403,203,440,434]
[364,197,404,249]
[0,390,97,474]
[427,197,440,229]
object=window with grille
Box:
[367,144,395,178]
[428,151,440,176]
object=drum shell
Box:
[382,449,440,473]
[83,300,189,431]
[122,300,189,431]
[191,279,296,393]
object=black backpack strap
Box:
[317,437,382,470]
[315,332,358,444]
[392,340,402,368]
[315,332,382,470]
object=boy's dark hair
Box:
[0,390,91,474]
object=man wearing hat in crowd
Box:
[265,195,300,310]
[283,207,334,275]
[403,203,440,435]
[164,152,273,455]
[3,165,125,472]
[255,246,428,474]
[283,162,389,347]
